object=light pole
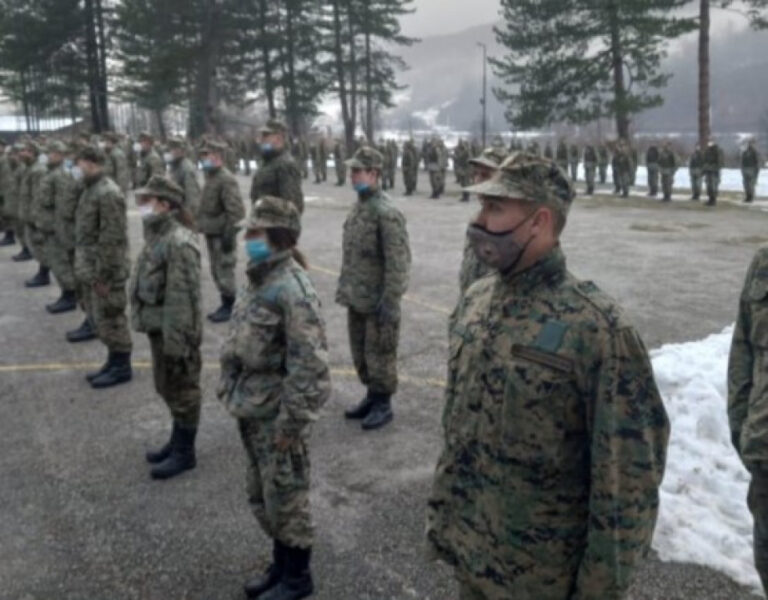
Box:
[478,42,487,147]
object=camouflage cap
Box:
[21,140,41,155]
[76,145,107,165]
[199,140,227,154]
[469,146,509,170]
[102,131,120,143]
[259,119,288,135]
[135,175,185,206]
[464,152,576,217]
[47,140,67,154]
[246,196,301,234]
[138,131,154,142]
[167,136,186,149]
[345,146,384,170]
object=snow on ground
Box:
[651,325,763,595]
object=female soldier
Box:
[131,175,202,480]
[218,196,330,600]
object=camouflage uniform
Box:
[135,137,165,188]
[20,150,48,266]
[613,143,632,198]
[427,137,448,199]
[741,141,762,203]
[105,135,131,194]
[198,146,246,301]
[387,140,399,190]
[251,120,304,214]
[688,147,704,201]
[168,141,202,218]
[630,146,639,186]
[646,145,660,197]
[428,153,670,600]
[0,146,15,240]
[583,145,597,195]
[401,139,419,195]
[728,246,768,594]
[703,142,724,206]
[568,144,579,182]
[379,141,392,190]
[555,140,569,172]
[658,145,677,203]
[333,139,347,186]
[597,145,609,184]
[337,147,411,400]
[218,198,330,583]
[310,139,327,183]
[453,140,471,201]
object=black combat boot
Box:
[85,352,112,383]
[261,546,313,600]
[344,391,376,420]
[0,230,15,246]
[25,266,50,288]
[245,540,285,598]
[207,294,235,323]
[91,351,132,388]
[150,424,197,480]
[361,393,393,431]
[66,317,97,343]
[46,290,77,314]
[146,421,178,464]
[11,246,32,261]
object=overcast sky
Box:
[401,0,501,37]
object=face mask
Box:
[354,182,371,194]
[71,166,83,181]
[133,143,142,153]
[138,204,156,219]
[38,154,49,165]
[201,158,215,171]
[163,152,173,163]
[64,159,73,171]
[467,211,537,273]
[98,142,106,150]
[261,143,274,155]
[246,239,271,263]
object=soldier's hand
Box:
[93,281,110,298]
[376,300,400,325]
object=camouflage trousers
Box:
[584,164,596,195]
[44,236,76,291]
[89,281,133,353]
[647,165,659,196]
[616,170,630,197]
[238,417,313,549]
[312,161,322,183]
[661,170,675,202]
[598,164,607,184]
[25,223,48,266]
[205,234,237,298]
[569,162,578,182]
[705,172,720,204]
[690,169,703,199]
[743,168,759,202]
[335,163,347,186]
[403,169,418,194]
[149,333,202,427]
[749,469,768,594]
[429,170,445,196]
[347,308,400,395]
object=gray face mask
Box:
[467,211,536,273]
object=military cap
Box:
[259,119,288,135]
[464,152,575,217]
[167,137,186,149]
[47,140,67,154]
[76,145,107,165]
[345,146,384,170]
[199,140,227,154]
[245,196,301,234]
[21,140,41,155]
[102,131,120,143]
[135,175,185,206]
[469,146,509,170]
[138,131,154,142]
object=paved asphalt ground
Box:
[1,170,766,599]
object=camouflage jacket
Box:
[658,149,677,174]
[0,154,12,211]
[198,166,245,236]
[6,162,22,218]
[74,173,130,285]
[218,252,331,435]
[336,189,411,313]
[453,143,470,176]
[130,214,202,358]
[249,150,304,214]
[169,157,202,217]
[703,146,724,173]
[57,179,82,251]
[645,146,660,166]
[427,247,669,600]
[689,150,704,171]
[427,142,448,171]
[19,161,46,225]
[583,146,597,166]
[35,163,74,234]
[136,149,165,188]
[729,246,768,467]
[106,146,131,194]
[401,143,419,172]
[742,147,762,171]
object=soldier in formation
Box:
[167,137,202,218]
[583,143,597,195]
[250,119,304,215]
[401,138,419,196]
[386,140,399,191]
[310,137,327,184]
[630,145,639,187]
[0,138,15,247]
[198,141,246,323]
[555,139,568,172]
[597,144,609,184]
[453,139,471,202]
[741,139,762,203]
[659,142,678,203]
[568,142,579,182]
[613,140,632,198]
[218,197,330,600]
[427,135,448,199]
[689,144,704,201]
[703,140,724,207]
[379,139,393,190]
[646,143,660,197]
[19,141,50,288]
[428,151,669,600]
[337,146,411,431]
[103,132,131,194]
[333,138,346,186]
[135,132,165,188]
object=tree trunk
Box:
[84,0,103,131]
[95,0,110,130]
[189,0,221,138]
[364,3,373,141]
[331,0,353,148]
[155,108,166,140]
[259,0,276,118]
[347,3,358,145]
[698,0,710,146]
[285,2,299,135]
[608,3,630,140]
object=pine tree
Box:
[492,0,696,139]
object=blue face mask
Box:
[261,143,274,155]
[246,239,271,263]
[354,182,371,194]
[201,158,215,170]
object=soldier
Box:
[9,145,31,260]
[613,140,632,198]
[459,146,508,295]
[703,140,724,207]
[583,143,597,195]
[555,139,569,172]
[597,143,609,184]
[126,135,138,189]
[543,142,554,160]
[103,132,131,194]
[0,138,15,247]
[333,138,347,186]
[337,146,411,431]
[401,138,419,196]
[131,176,202,480]
[689,144,704,201]
[18,141,50,287]
[527,139,540,156]
[630,145,639,186]
[427,135,448,199]
[167,137,201,218]
[729,247,768,596]
[646,143,660,197]
[379,139,392,190]
[135,132,165,188]
[568,143,579,182]
[427,152,670,600]
[454,139,471,202]
[218,196,330,600]
[250,119,304,214]
[310,138,322,184]
[198,141,246,323]
[73,146,133,388]
[37,141,78,313]
[659,142,678,203]
[741,139,762,203]
[421,137,431,171]
[387,140,399,191]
